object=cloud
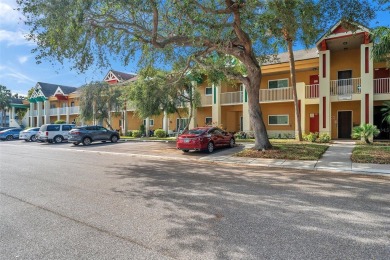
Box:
[0,1,23,25]
[18,55,29,64]
[0,29,35,46]
[0,67,36,84]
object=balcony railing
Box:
[49,108,57,115]
[59,107,67,115]
[69,106,80,114]
[31,110,38,116]
[200,95,212,106]
[330,78,361,95]
[305,84,319,99]
[220,91,243,104]
[374,77,390,94]
[260,87,293,102]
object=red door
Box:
[310,75,319,85]
[310,113,319,133]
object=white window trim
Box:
[205,87,212,96]
[149,119,154,126]
[268,78,289,89]
[268,115,289,125]
[205,117,213,125]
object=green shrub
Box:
[351,124,380,144]
[139,124,145,135]
[132,130,142,138]
[303,132,318,142]
[54,120,66,124]
[317,133,331,143]
[154,129,166,138]
[125,131,132,137]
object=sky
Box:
[0,0,389,96]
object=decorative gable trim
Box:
[54,86,65,96]
[103,70,119,83]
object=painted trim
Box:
[322,97,326,128]
[365,47,369,74]
[213,86,216,104]
[322,54,326,78]
[365,94,369,124]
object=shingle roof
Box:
[262,48,318,65]
[110,70,137,81]
[10,97,24,105]
[36,82,78,97]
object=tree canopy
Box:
[0,85,12,126]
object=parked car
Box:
[0,127,15,131]
[37,124,75,143]
[0,128,23,141]
[176,127,235,153]
[68,125,120,146]
[19,127,40,142]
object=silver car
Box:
[19,127,40,142]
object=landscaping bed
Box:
[351,142,390,164]
[236,142,329,160]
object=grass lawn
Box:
[351,142,390,164]
[236,141,329,160]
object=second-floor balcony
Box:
[69,106,80,114]
[374,77,390,94]
[260,87,293,102]
[305,84,319,99]
[220,91,243,105]
[200,95,212,106]
[330,78,361,96]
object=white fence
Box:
[220,91,243,104]
[260,87,293,102]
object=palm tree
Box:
[351,124,380,144]
[0,85,11,127]
[381,101,390,124]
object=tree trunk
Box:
[246,67,272,150]
[287,39,303,141]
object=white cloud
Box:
[18,55,29,64]
[0,29,35,46]
[0,1,24,25]
[0,67,36,84]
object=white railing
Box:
[374,77,390,94]
[69,106,80,114]
[305,84,319,99]
[200,95,212,106]
[220,91,243,104]
[59,107,67,115]
[330,78,361,95]
[49,108,57,115]
[31,110,38,116]
[260,87,293,102]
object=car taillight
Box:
[45,131,48,136]
[72,131,81,135]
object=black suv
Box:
[68,125,120,146]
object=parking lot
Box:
[0,138,245,160]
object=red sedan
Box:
[176,127,235,153]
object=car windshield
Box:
[183,129,207,135]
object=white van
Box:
[37,124,75,143]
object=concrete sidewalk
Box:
[200,141,390,176]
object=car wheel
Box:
[24,139,29,142]
[110,135,118,143]
[82,137,92,146]
[53,135,63,143]
[183,150,189,153]
[30,135,37,142]
[73,142,79,146]
[229,138,235,148]
[207,142,214,153]
[102,141,106,143]
[6,135,13,141]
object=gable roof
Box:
[262,48,318,65]
[103,70,137,83]
[36,82,78,97]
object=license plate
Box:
[184,139,189,143]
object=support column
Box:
[360,43,374,127]
[122,110,128,134]
[319,50,331,136]
[37,101,43,126]
[66,106,70,123]
[10,106,15,126]
[296,83,306,138]
[57,107,60,121]
[211,83,221,127]
[242,88,250,132]
[145,117,150,137]
[44,100,50,124]
[29,102,34,127]
[163,111,169,133]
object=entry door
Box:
[309,113,319,133]
[338,111,352,139]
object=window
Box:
[176,118,189,131]
[268,115,289,125]
[143,119,154,126]
[205,117,212,126]
[47,125,60,131]
[268,79,288,89]
[205,87,212,96]
[62,125,73,131]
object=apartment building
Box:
[24,20,390,139]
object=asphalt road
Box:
[1,140,389,259]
